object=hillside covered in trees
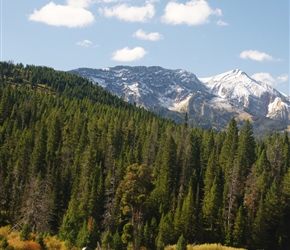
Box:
[0,62,290,250]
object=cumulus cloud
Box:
[76,39,93,47]
[28,1,95,28]
[66,0,93,8]
[251,72,289,87]
[111,47,147,62]
[95,0,121,2]
[240,50,273,62]
[99,3,155,22]
[161,0,222,26]
[133,29,163,41]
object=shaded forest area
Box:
[0,62,290,250]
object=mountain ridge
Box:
[69,66,290,134]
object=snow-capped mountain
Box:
[71,66,207,111]
[200,69,290,120]
[69,66,290,131]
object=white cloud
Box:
[277,74,289,83]
[161,0,222,26]
[251,72,275,86]
[76,39,93,47]
[28,2,95,28]
[216,20,228,26]
[66,0,93,8]
[240,50,273,62]
[99,3,155,22]
[251,72,289,87]
[133,29,163,41]
[111,47,147,62]
[95,0,121,2]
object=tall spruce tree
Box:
[219,117,239,243]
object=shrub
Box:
[43,236,67,250]
[20,223,31,241]
[2,236,9,249]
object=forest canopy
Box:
[0,62,289,250]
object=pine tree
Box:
[263,179,283,249]
[202,177,221,242]
[29,121,47,177]
[219,117,239,242]
[232,206,246,247]
[281,169,290,248]
[76,220,91,248]
[156,213,174,249]
[180,184,196,241]
[251,197,267,249]
[266,131,284,181]
[235,120,256,196]
[112,230,123,250]
[176,234,187,250]
[20,222,31,241]
[117,163,154,250]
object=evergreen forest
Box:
[0,62,290,250]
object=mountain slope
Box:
[200,69,290,120]
[70,66,290,133]
[70,66,207,111]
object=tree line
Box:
[0,62,289,250]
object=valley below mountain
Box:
[70,66,290,136]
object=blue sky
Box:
[1,0,289,94]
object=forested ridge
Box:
[0,62,290,250]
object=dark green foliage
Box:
[112,230,123,250]
[0,61,289,249]
[36,233,45,249]
[20,222,31,241]
[101,231,113,250]
[176,234,187,250]
[1,237,8,249]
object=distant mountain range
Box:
[69,66,290,135]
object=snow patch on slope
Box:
[170,93,193,111]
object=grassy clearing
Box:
[165,243,246,250]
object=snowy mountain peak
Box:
[70,66,290,125]
[200,69,290,119]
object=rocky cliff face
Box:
[70,66,290,131]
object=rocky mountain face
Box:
[200,69,290,120]
[69,66,290,133]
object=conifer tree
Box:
[181,184,196,241]
[117,163,154,250]
[266,131,284,181]
[112,230,123,250]
[281,169,290,247]
[173,201,182,239]
[76,220,91,248]
[235,120,256,194]
[176,234,187,250]
[219,117,239,242]
[156,213,174,249]
[29,121,47,177]
[263,179,283,249]
[251,197,267,249]
[232,206,246,247]
[202,176,221,242]
[282,131,290,174]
